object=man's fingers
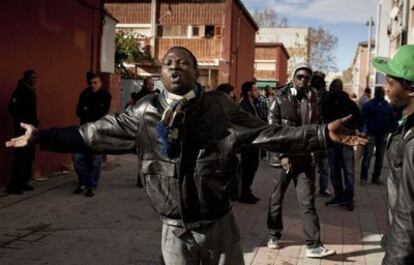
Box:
[339,115,353,124]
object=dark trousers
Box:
[240,147,260,197]
[315,153,330,193]
[73,153,102,189]
[8,146,35,190]
[327,145,355,202]
[360,135,387,182]
[267,158,321,247]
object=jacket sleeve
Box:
[76,92,85,118]
[383,139,414,265]
[78,103,141,154]
[268,97,281,126]
[218,94,327,154]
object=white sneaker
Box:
[267,238,281,249]
[306,246,336,258]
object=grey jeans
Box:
[161,211,245,265]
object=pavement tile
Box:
[0,156,387,265]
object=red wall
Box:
[0,0,103,186]
[221,0,257,98]
[275,46,289,86]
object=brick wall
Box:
[157,38,222,61]
[159,1,225,25]
[106,0,151,23]
[255,47,276,60]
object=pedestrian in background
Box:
[310,71,331,197]
[239,81,261,204]
[255,85,270,123]
[73,73,111,197]
[360,86,398,185]
[358,87,371,109]
[7,69,39,194]
[323,79,361,211]
[216,83,236,101]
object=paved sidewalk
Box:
[0,155,386,265]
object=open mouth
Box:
[171,72,180,83]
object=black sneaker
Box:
[372,179,383,185]
[6,188,23,195]
[345,202,355,211]
[318,190,331,197]
[85,189,95,197]
[325,197,344,207]
[22,184,34,191]
[249,193,261,202]
[239,195,257,204]
[73,185,85,194]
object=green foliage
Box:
[115,31,152,75]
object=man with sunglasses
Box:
[266,64,333,258]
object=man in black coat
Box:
[323,79,361,211]
[73,74,111,197]
[7,69,39,194]
[239,81,261,204]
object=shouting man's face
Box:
[161,48,199,95]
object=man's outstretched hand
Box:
[327,115,367,146]
[5,123,38,148]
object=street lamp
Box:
[366,16,375,88]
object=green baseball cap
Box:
[372,44,414,82]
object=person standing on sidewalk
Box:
[266,64,334,258]
[358,87,372,109]
[6,69,39,194]
[371,44,414,265]
[360,86,397,185]
[310,71,331,197]
[73,73,111,197]
[323,79,361,211]
[239,81,261,204]
[5,46,366,265]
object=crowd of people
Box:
[4,44,414,265]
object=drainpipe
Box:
[150,0,157,59]
[401,0,409,45]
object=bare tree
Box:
[308,27,338,72]
[252,8,288,27]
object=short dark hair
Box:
[364,87,372,94]
[329,78,343,91]
[241,81,255,96]
[164,46,198,69]
[374,86,384,97]
[216,83,234,94]
[23,69,36,80]
[143,76,153,85]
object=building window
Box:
[205,25,215,38]
[192,26,200,37]
[158,25,188,37]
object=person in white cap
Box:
[266,63,335,258]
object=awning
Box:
[256,80,277,88]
